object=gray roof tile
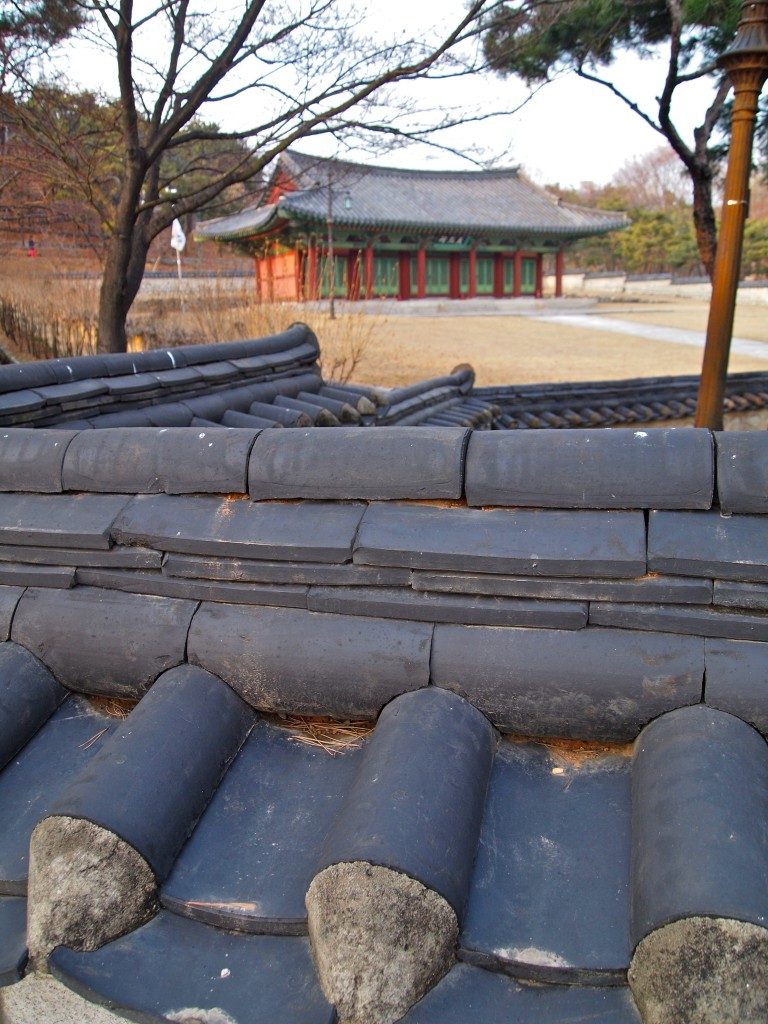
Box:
[355,503,646,578]
[307,584,587,628]
[11,586,197,697]
[411,570,713,604]
[704,637,768,734]
[197,150,627,241]
[50,913,334,1024]
[460,739,631,983]
[0,493,129,550]
[0,430,77,493]
[161,718,364,934]
[590,601,768,642]
[431,624,702,740]
[0,695,115,892]
[649,510,768,583]
[112,494,365,563]
[188,602,432,717]
[249,426,468,501]
[465,427,713,510]
[75,567,309,608]
[164,552,411,587]
[399,964,640,1022]
[716,431,768,514]
[714,580,768,611]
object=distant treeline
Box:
[547,148,768,279]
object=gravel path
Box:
[534,313,768,361]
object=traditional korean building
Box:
[196,150,627,302]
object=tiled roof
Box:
[0,423,767,1022]
[195,149,628,241]
[193,201,280,242]
[0,322,765,435]
[476,371,768,428]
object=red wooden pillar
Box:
[555,249,564,298]
[398,252,411,300]
[266,251,275,303]
[535,254,544,298]
[468,248,477,298]
[493,253,504,298]
[513,251,522,298]
[295,251,303,301]
[416,247,427,298]
[365,244,374,300]
[306,243,318,300]
[449,253,461,299]
[254,256,263,302]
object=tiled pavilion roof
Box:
[196,150,628,242]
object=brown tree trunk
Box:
[96,165,149,354]
[97,234,150,353]
[690,166,718,279]
[98,250,130,354]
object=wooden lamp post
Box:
[695,1,768,429]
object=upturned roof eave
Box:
[195,203,628,243]
[193,205,288,243]
[281,209,627,239]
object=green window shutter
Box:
[336,259,347,295]
[477,257,494,294]
[373,256,399,296]
[426,256,449,294]
[521,257,537,294]
[503,259,513,293]
[318,256,348,296]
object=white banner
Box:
[171,218,186,252]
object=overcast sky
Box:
[58,0,723,190]
[330,0,721,188]
[322,45,717,189]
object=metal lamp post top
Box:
[721,2,768,67]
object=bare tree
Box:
[7,0,499,351]
[612,147,694,213]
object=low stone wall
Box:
[543,272,768,304]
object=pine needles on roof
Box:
[544,736,633,771]
[279,715,371,756]
[86,695,137,719]
[509,733,633,773]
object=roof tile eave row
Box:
[2,658,763,1022]
[281,208,626,239]
[196,213,623,243]
[1,425,765,517]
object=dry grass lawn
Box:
[1,259,765,391]
[306,299,768,388]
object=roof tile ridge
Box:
[284,147,520,179]
[557,199,630,223]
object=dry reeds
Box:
[0,260,375,382]
[182,277,377,382]
[0,260,100,359]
